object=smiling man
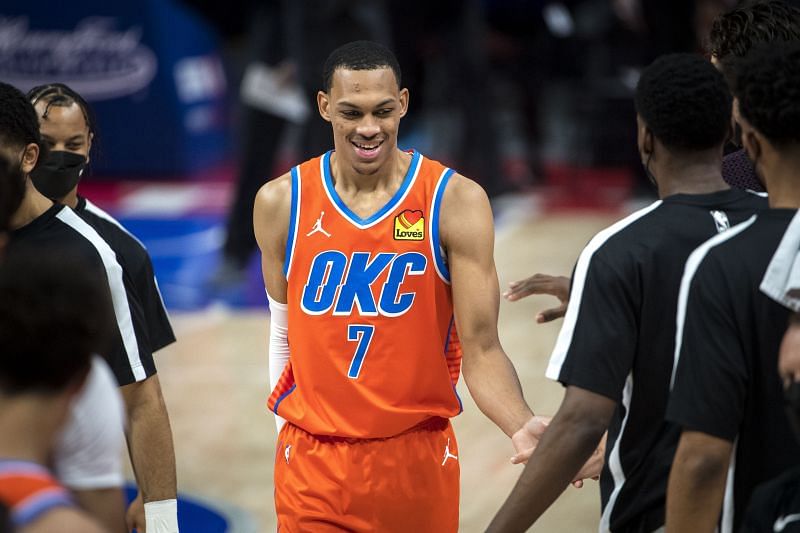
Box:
[253,40,550,531]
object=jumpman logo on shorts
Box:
[284,444,292,464]
[441,438,458,466]
[307,211,331,237]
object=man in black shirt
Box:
[0,82,179,533]
[666,43,800,533]
[487,54,767,533]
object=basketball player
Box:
[666,43,800,532]
[253,40,575,531]
[486,53,767,533]
[0,82,178,533]
[25,83,178,533]
[0,250,109,533]
[503,0,800,321]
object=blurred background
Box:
[0,1,775,530]
[0,0,748,311]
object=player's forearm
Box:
[121,375,178,501]
[462,347,533,436]
[487,411,604,532]
[666,438,730,533]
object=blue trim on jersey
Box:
[443,315,463,414]
[432,168,455,282]
[13,491,74,528]
[272,383,296,415]
[283,166,300,277]
[453,385,463,415]
[0,460,50,476]
[322,150,421,227]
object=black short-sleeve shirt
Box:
[8,204,157,385]
[548,189,767,532]
[75,197,175,352]
[667,210,800,532]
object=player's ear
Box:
[20,142,39,174]
[318,91,332,123]
[636,115,653,158]
[398,88,409,118]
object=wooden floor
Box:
[149,204,624,532]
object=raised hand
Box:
[503,274,570,323]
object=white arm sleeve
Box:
[54,356,127,489]
[267,292,290,433]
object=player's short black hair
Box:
[0,249,112,394]
[635,53,732,151]
[322,40,402,92]
[733,43,800,146]
[28,83,96,136]
[0,154,25,233]
[0,82,44,153]
[709,1,800,84]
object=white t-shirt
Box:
[54,356,127,489]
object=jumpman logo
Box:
[284,444,292,465]
[441,438,458,466]
[307,211,331,237]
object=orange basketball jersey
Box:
[268,150,463,438]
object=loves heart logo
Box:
[398,210,423,228]
[394,209,425,241]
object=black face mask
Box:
[785,380,800,445]
[30,151,87,200]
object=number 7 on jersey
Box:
[347,324,375,379]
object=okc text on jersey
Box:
[301,251,427,317]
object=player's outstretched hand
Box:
[571,432,606,489]
[502,274,570,323]
[511,418,605,489]
[510,415,551,465]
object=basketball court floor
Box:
[94,179,633,531]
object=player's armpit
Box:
[253,173,292,303]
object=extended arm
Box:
[487,386,614,532]
[254,175,292,432]
[120,374,177,532]
[666,431,732,533]
[441,175,533,437]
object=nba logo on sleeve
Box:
[394,210,424,241]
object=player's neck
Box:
[656,165,730,198]
[0,399,63,464]
[651,144,727,198]
[764,151,800,209]
[59,189,79,209]
[9,180,54,231]
[331,148,410,193]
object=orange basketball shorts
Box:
[274,417,460,532]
